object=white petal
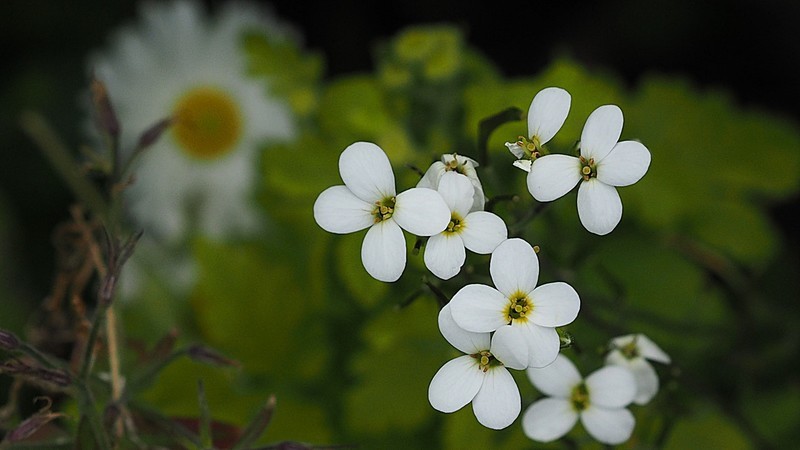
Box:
[529,282,580,327]
[527,87,571,145]
[424,233,466,280]
[627,358,660,405]
[521,322,561,368]
[489,325,529,370]
[580,105,623,162]
[416,161,446,189]
[522,398,579,443]
[489,238,539,297]
[472,367,521,430]
[449,284,509,333]
[581,405,635,445]
[577,178,622,235]
[597,141,651,187]
[393,188,450,236]
[438,303,491,354]
[428,356,484,413]
[585,365,637,408]
[313,185,374,234]
[526,353,581,397]
[527,154,582,202]
[506,141,525,159]
[614,333,671,364]
[460,212,507,254]
[361,220,406,282]
[339,141,396,202]
[512,159,532,173]
[437,171,475,217]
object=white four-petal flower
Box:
[605,333,671,405]
[424,172,508,280]
[506,87,571,172]
[428,304,524,430]
[313,142,450,282]
[417,153,486,211]
[448,238,580,368]
[527,104,651,235]
[523,354,637,445]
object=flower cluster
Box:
[313,86,668,443]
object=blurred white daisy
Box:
[605,333,671,405]
[89,0,297,243]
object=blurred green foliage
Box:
[2,23,799,449]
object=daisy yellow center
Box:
[471,350,500,373]
[579,156,597,181]
[515,135,544,159]
[172,86,242,160]
[445,214,463,234]
[571,382,590,411]
[372,197,396,223]
[444,157,467,175]
[506,291,532,323]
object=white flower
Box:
[505,87,571,172]
[527,104,651,235]
[313,142,450,282]
[89,0,297,243]
[424,172,507,280]
[448,238,580,368]
[428,304,524,430]
[417,153,485,211]
[523,354,637,445]
[605,333,671,405]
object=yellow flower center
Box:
[172,86,242,160]
[571,382,590,411]
[506,291,533,323]
[445,214,463,234]
[579,156,597,181]
[515,135,544,160]
[471,350,500,373]
[372,197,396,223]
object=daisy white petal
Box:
[460,211,508,254]
[416,161,446,190]
[489,238,539,297]
[580,105,623,162]
[512,159,532,172]
[526,353,581,397]
[529,281,580,328]
[438,304,490,354]
[424,233,466,280]
[521,322,561,368]
[527,154,582,202]
[449,284,509,333]
[339,141,396,202]
[490,325,529,370]
[527,87,571,145]
[577,178,622,235]
[585,366,636,409]
[361,219,406,282]
[472,367,521,430]
[505,141,526,160]
[581,405,636,445]
[619,356,660,405]
[313,186,374,234]
[428,355,484,413]
[393,188,450,236]
[437,171,475,218]
[596,141,652,187]
[522,397,579,442]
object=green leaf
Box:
[663,408,752,450]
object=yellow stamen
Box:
[172,86,242,160]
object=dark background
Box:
[2,0,799,301]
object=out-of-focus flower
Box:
[89,0,297,243]
[417,153,485,211]
[313,142,450,282]
[605,333,671,405]
[448,238,580,367]
[424,172,507,280]
[428,304,524,430]
[527,104,651,235]
[506,87,571,172]
[523,354,637,445]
